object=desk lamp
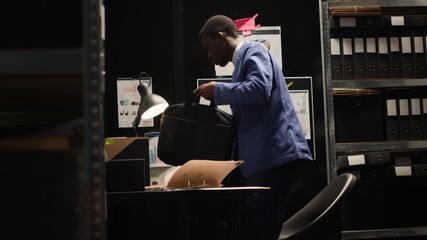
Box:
[132,75,168,136]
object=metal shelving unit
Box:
[0,1,106,239]
[320,0,427,239]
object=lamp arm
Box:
[132,114,141,136]
[133,82,150,136]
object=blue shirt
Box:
[214,41,313,177]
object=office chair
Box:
[278,173,356,240]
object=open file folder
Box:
[143,160,244,190]
[166,160,243,188]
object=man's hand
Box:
[192,81,216,100]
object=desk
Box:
[106,187,269,240]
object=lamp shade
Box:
[132,80,168,135]
[138,93,169,119]
[135,82,168,120]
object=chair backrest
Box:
[278,173,356,240]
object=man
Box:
[193,15,313,240]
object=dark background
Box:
[103,0,328,218]
[2,1,426,238]
[103,0,324,136]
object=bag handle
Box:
[185,93,238,160]
[185,93,218,109]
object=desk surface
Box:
[107,186,270,201]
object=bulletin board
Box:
[286,76,315,159]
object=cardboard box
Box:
[105,137,150,188]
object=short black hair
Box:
[199,15,239,39]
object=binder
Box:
[330,29,342,80]
[388,34,402,78]
[329,16,340,28]
[367,151,391,165]
[334,94,385,142]
[341,34,354,80]
[423,90,427,139]
[398,91,412,140]
[353,29,366,79]
[400,27,415,78]
[393,156,412,177]
[412,27,426,78]
[413,164,427,176]
[405,15,427,27]
[410,90,424,140]
[337,151,391,169]
[356,15,390,28]
[364,29,379,79]
[385,90,400,141]
[388,19,403,79]
[337,154,366,169]
[377,29,391,79]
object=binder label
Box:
[339,17,356,27]
[399,99,410,116]
[330,38,340,55]
[390,16,405,26]
[354,38,364,53]
[343,38,352,55]
[378,38,388,54]
[394,166,412,176]
[414,36,424,53]
[411,98,421,115]
[387,99,397,116]
[401,37,412,54]
[366,38,376,53]
[348,155,366,165]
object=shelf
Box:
[0,48,82,76]
[342,226,427,239]
[328,0,427,8]
[336,140,427,154]
[332,79,427,89]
